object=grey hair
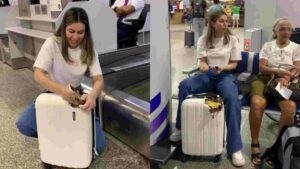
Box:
[272,17,293,39]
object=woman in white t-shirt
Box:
[169,11,245,167]
[249,17,300,167]
[16,8,106,154]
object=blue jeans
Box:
[16,102,106,154]
[175,69,243,155]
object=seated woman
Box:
[15,8,106,154]
[249,17,300,167]
[169,11,245,167]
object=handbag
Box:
[265,64,300,102]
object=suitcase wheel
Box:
[42,162,53,169]
[180,154,191,163]
[213,155,222,163]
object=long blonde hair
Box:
[55,8,94,65]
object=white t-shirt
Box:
[33,36,102,87]
[197,35,241,67]
[260,40,300,69]
[111,0,145,25]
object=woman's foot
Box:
[265,154,276,169]
[265,157,275,168]
[251,142,262,166]
[232,150,246,167]
[169,128,181,142]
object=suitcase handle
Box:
[187,93,220,99]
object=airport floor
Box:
[160,24,279,169]
[0,63,149,169]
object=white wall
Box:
[276,0,300,28]
[0,7,12,34]
[245,0,300,45]
[244,0,277,44]
[56,0,117,54]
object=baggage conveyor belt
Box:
[82,44,150,158]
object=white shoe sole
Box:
[232,159,246,167]
[169,135,181,142]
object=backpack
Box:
[262,114,300,169]
[192,0,205,18]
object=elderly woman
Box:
[249,17,300,167]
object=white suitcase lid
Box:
[35,93,93,168]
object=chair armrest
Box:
[123,19,144,32]
[182,65,199,77]
[124,19,143,23]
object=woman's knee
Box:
[15,119,37,137]
[178,78,194,95]
[280,100,297,114]
[179,78,191,90]
[15,103,37,137]
[250,95,267,111]
[16,115,26,133]
[15,118,24,132]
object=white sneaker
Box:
[169,128,181,142]
[231,151,246,167]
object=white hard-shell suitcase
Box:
[181,93,225,161]
[35,93,97,168]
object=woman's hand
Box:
[79,75,103,112]
[80,92,97,112]
[277,70,293,78]
[199,62,209,73]
[60,85,81,104]
[214,66,224,74]
[290,68,300,78]
[279,77,289,88]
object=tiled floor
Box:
[158,24,279,169]
[0,63,149,169]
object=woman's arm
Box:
[199,57,210,72]
[34,68,79,103]
[90,75,104,99]
[214,61,237,74]
[259,58,292,77]
[278,61,300,88]
[221,61,238,71]
[114,5,135,17]
[290,61,300,78]
[197,36,209,72]
[81,75,104,112]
